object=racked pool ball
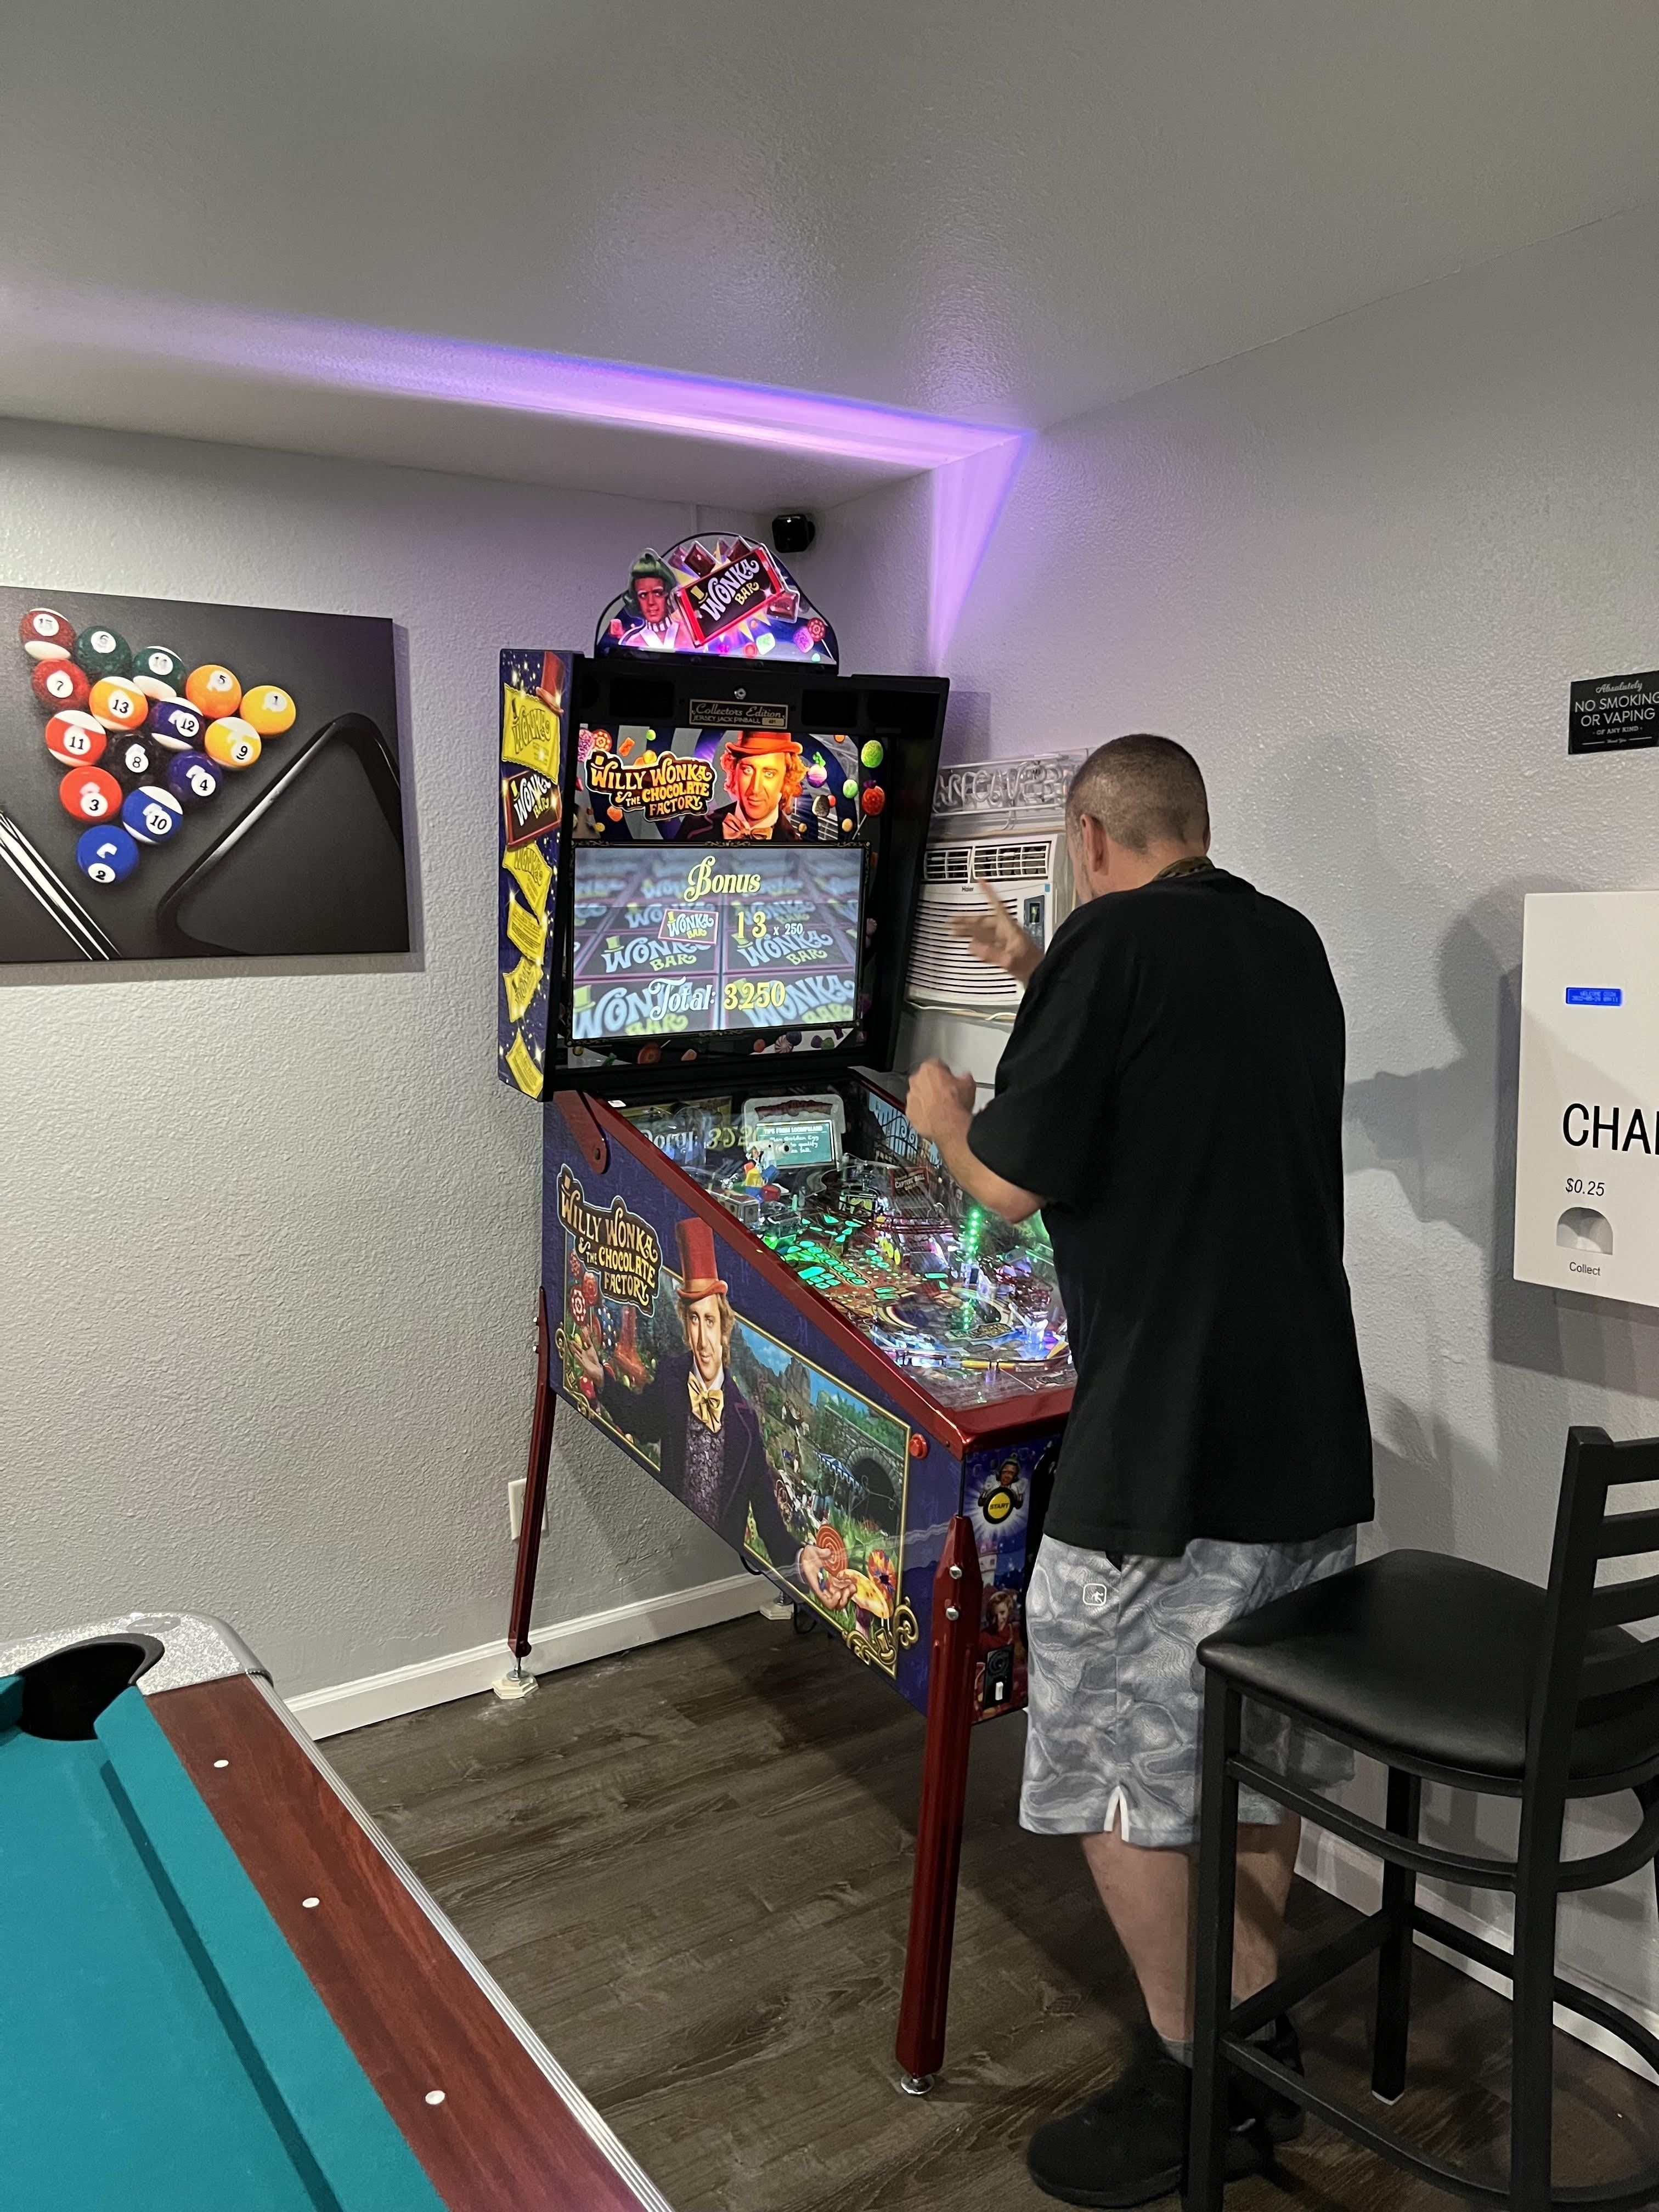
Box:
[167,749,222,805]
[43,710,106,767]
[109,731,161,784]
[32,658,90,711]
[88,676,149,732]
[59,764,123,822]
[121,785,184,845]
[205,716,260,769]
[20,608,75,662]
[73,625,132,680]
[240,682,295,737]
[131,645,185,699]
[185,662,241,715]
[150,698,207,752]
[76,823,140,885]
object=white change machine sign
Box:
[1515,889,1659,1307]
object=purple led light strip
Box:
[1,280,1030,656]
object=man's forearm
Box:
[932,1117,1043,1225]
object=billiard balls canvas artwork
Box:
[0,586,407,964]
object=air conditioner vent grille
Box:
[909,903,1024,1005]
[923,838,1053,884]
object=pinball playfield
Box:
[629,1088,1070,1407]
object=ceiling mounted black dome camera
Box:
[772,511,816,554]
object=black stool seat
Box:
[1200,1550,1659,1787]
[1188,1432,1659,2212]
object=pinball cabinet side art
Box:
[496,537,1073,2091]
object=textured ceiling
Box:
[4,0,1659,500]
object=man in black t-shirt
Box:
[905,735,1372,2208]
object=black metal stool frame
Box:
[1188,1427,1659,2212]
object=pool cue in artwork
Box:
[0,808,119,961]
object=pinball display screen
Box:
[568,842,865,1045]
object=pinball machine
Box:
[496,536,1074,2090]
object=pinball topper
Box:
[595,535,837,665]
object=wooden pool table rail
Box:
[152,1671,669,2212]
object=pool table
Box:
[0,1612,670,2212]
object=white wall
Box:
[833,205,1659,2031]
[0,417,743,1695]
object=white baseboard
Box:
[1299,1827,1659,2086]
[286,1573,769,1740]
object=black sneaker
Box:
[1026,2028,1271,2209]
[1231,2016,1305,2147]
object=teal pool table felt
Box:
[0,1675,446,2211]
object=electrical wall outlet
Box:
[507,1477,546,1544]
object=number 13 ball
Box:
[88,676,149,731]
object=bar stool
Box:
[1187,1426,1659,2212]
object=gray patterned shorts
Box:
[1021,1528,1357,1847]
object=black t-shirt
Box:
[969,865,1373,1555]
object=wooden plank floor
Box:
[328,1615,1659,2211]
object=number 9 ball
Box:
[205,716,261,769]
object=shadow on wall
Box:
[1249,732,1659,1575]
[1346,873,1659,1399]
[1368,1406,1459,1560]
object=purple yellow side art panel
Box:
[549,1146,926,1689]
[497,649,571,1094]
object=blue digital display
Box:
[1566,986,1623,1006]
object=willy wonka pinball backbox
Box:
[496,535,1074,2091]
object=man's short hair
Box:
[1065,734,1209,853]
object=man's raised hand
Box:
[950,881,1043,985]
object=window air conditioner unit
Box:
[906,833,1072,1011]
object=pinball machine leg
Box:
[895,1514,984,2094]
[495,1286,558,1701]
